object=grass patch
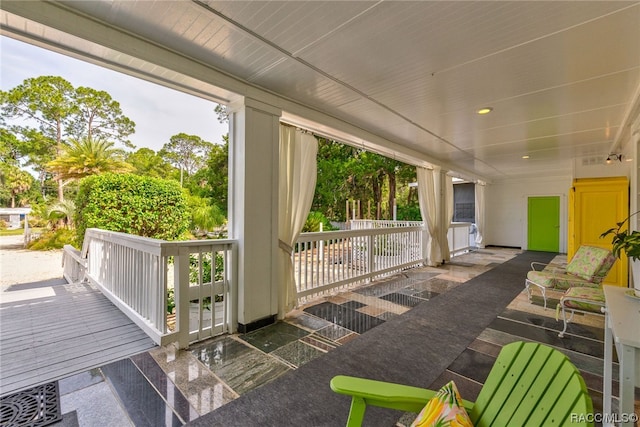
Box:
[0,227,45,237]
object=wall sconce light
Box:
[606,153,623,164]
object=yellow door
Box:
[567,186,575,258]
[573,177,628,286]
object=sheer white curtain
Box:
[417,167,440,266]
[278,126,318,317]
[442,174,453,262]
[474,182,486,248]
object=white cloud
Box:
[1,36,228,151]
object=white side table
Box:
[602,285,640,426]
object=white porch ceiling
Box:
[2,1,639,181]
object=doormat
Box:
[0,382,62,427]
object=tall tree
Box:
[160,133,212,186]
[214,104,229,123]
[69,87,135,148]
[1,76,76,201]
[0,128,24,166]
[127,147,175,178]
[196,136,228,213]
[1,76,136,201]
[313,138,358,221]
[46,137,133,184]
[1,128,56,198]
[312,138,416,221]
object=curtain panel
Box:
[442,174,453,262]
[278,126,318,317]
[474,182,485,248]
[416,167,440,266]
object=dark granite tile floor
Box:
[352,276,422,297]
[379,292,425,307]
[487,317,606,358]
[130,352,199,423]
[303,301,386,334]
[192,336,292,395]
[498,307,605,341]
[238,321,310,353]
[445,348,497,384]
[101,358,183,427]
[45,248,637,426]
[271,340,325,368]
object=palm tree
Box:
[188,195,226,236]
[1,166,33,208]
[47,199,76,229]
[46,137,133,199]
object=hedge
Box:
[75,173,190,244]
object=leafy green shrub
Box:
[396,205,422,221]
[167,288,176,314]
[75,173,190,244]
[189,252,224,284]
[302,211,336,232]
[187,194,226,235]
[27,228,75,250]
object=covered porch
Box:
[3,247,632,426]
[2,0,639,336]
[1,2,639,426]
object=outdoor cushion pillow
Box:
[565,245,615,282]
[560,286,606,313]
[410,380,473,427]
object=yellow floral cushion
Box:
[410,381,473,427]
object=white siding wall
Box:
[485,176,572,250]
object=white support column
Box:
[174,247,191,349]
[228,97,281,332]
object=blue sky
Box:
[1,36,228,152]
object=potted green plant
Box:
[601,211,640,296]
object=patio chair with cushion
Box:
[556,286,606,338]
[330,341,594,426]
[525,245,616,309]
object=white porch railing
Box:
[351,220,475,255]
[79,228,236,348]
[294,226,423,301]
[294,221,476,301]
[350,219,423,229]
[62,244,87,283]
[66,222,472,346]
[448,222,475,256]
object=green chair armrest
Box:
[331,375,434,413]
[330,375,475,415]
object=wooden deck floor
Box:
[0,279,156,396]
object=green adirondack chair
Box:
[330,341,594,426]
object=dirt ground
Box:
[0,235,64,288]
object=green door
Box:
[528,196,560,252]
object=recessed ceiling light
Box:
[522,155,530,159]
[477,107,493,115]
